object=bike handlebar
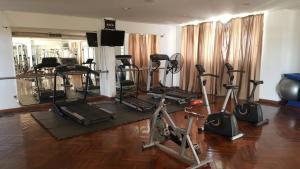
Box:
[202,73,219,78]
[228,70,245,73]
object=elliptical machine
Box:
[225,63,269,126]
[142,86,214,169]
[196,64,243,141]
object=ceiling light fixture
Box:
[122,7,131,11]
[242,2,251,6]
[144,0,155,3]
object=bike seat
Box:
[223,84,239,89]
[250,80,263,85]
[190,99,203,106]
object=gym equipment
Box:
[277,73,300,108]
[147,54,197,104]
[115,55,156,112]
[225,63,269,127]
[196,64,243,140]
[142,86,213,169]
[52,65,113,126]
[76,58,100,92]
[59,57,79,66]
[277,75,300,101]
[13,44,30,74]
[33,57,66,102]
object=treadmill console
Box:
[150,54,169,61]
[116,55,132,66]
[195,64,205,75]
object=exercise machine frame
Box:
[142,88,213,169]
[33,57,66,102]
[225,63,269,126]
[196,64,243,141]
[115,55,156,112]
[52,65,113,126]
[147,54,197,104]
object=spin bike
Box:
[225,63,269,126]
[196,64,243,141]
[142,87,214,169]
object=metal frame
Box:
[143,95,213,169]
[146,54,194,104]
[197,64,244,141]
[225,63,269,127]
[115,55,155,112]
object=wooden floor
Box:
[0,98,299,169]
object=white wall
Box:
[5,11,100,31]
[0,12,19,109]
[260,9,300,101]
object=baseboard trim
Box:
[259,99,280,107]
[0,96,109,113]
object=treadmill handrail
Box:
[116,55,132,59]
[53,65,91,104]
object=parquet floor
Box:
[0,98,299,169]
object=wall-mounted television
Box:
[101,29,125,46]
[86,32,98,47]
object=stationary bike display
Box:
[196,64,243,140]
[142,87,213,169]
[225,63,269,126]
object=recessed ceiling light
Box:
[145,0,155,3]
[122,7,131,11]
[242,2,251,6]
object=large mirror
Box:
[12,36,103,105]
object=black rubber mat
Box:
[31,98,185,140]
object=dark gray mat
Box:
[31,99,185,140]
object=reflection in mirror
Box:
[12,37,102,106]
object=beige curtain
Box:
[180,14,264,100]
[197,22,217,94]
[180,25,198,92]
[128,34,159,88]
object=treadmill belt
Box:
[151,87,197,99]
[57,101,113,125]
[167,90,196,99]
[123,96,155,110]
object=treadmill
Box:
[52,65,113,126]
[146,54,197,104]
[76,58,100,93]
[115,55,156,112]
[33,57,66,102]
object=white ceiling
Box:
[1,0,300,24]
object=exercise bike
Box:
[225,63,269,126]
[196,64,243,141]
[142,87,214,169]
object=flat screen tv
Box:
[101,29,125,46]
[86,32,98,47]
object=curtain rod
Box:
[181,11,265,26]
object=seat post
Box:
[248,83,258,102]
[221,88,233,112]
